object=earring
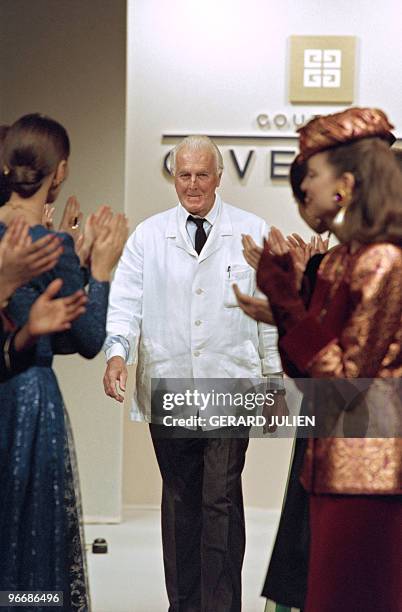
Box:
[332,189,352,227]
[332,206,346,227]
[333,189,352,205]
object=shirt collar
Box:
[178,194,221,227]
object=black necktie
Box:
[188,215,207,255]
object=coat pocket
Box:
[224,265,254,307]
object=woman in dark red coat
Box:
[257,108,402,612]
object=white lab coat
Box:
[106,195,282,420]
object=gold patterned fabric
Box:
[299,243,402,494]
[309,243,402,379]
[297,107,395,161]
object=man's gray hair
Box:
[169,135,224,176]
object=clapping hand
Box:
[286,233,312,273]
[42,204,56,230]
[27,279,88,336]
[13,279,88,352]
[58,196,83,246]
[286,232,329,274]
[90,213,129,282]
[237,226,328,325]
[258,236,298,297]
[241,234,263,271]
[0,217,62,303]
[267,227,329,291]
[233,284,274,324]
[265,227,290,256]
[76,205,113,267]
[257,236,306,334]
[238,229,293,321]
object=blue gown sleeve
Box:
[50,232,109,359]
[0,322,36,382]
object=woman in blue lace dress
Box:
[0,114,127,611]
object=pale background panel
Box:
[126,0,401,229]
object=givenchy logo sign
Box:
[289,35,356,104]
[304,49,342,88]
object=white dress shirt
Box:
[184,196,219,247]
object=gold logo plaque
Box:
[289,35,356,104]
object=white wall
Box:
[126,0,401,228]
[124,0,402,509]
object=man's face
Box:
[174,147,221,217]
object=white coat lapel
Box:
[165,206,196,257]
[198,201,232,263]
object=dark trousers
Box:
[261,436,309,610]
[150,424,249,612]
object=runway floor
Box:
[85,506,280,612]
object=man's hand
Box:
[103,356,128,403]
[263,393,289,434]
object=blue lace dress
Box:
[0,224,109,612]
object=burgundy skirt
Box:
[306,495,402,612]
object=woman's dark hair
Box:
[0,125,11,205]
[0,113,70,200]
[289,156,307,205]
[326,137,402,245]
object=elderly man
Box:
[103,136,282,612]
